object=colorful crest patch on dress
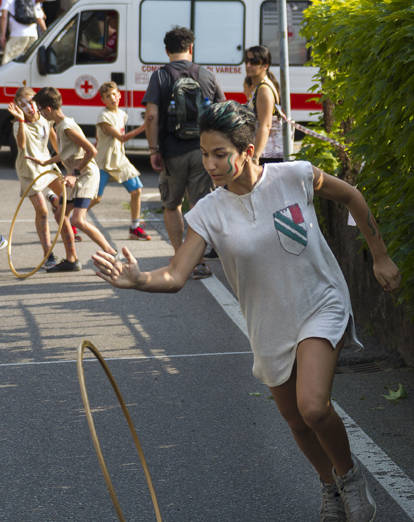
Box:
[273,203,308,255]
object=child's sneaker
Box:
[333,457,376,522]
[46,258,82,273]
[43,252,58,270]
[320,481,346,521]
[0,235,8,250]
[129,225,151,240]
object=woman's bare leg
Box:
[295,337,353,477]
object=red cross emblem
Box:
[80,80,93,94]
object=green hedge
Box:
[297,0,414,315]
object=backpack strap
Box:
[252,78,280,116]
[163,62,200,84]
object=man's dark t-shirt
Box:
[142,60,226,159]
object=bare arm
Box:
[313,166,401,291]
[124,122,146,142]
[253,86,274,163]
[98,121,146,143]
[49,127,59,154]
[7,103,26,149]
[0,10,8,49]
[36,17,47,33]
[144,102,163,172]
[64,127,97,173]
[92,227,206,292]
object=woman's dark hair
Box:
[164,26,194,54]
[199,101,256,153]
[245,45,281,100]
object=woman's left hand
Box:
[373,255,401,292]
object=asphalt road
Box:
[0,149,413,522]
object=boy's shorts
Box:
[60,197,91,209]
[98,170,143,197]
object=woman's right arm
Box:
[92,227,207,293]
[253,86,274,163]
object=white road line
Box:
[333,401,414,519]
[201,275,414,520]
[0,351,252,368]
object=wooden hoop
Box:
[77,339,162,522]
[7,170,67,279]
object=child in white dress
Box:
[8,87,64,269]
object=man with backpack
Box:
[143,26,225,279]
[1,0,45,65]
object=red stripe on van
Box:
[0,87,321,110]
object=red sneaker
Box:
[129,225,151,240]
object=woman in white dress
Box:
[92,101,400,522]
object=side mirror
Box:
[37,45,48,75]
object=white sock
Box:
[131,219,140,229]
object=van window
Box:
[47,16,77,73]
[140,0,244,64]
[140,1,190,63]
[193,1,244,64]
[77,10,119,64]
[260,0,309,66]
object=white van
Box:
[0,0,319,153]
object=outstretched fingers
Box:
[92,250,115,273]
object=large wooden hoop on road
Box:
[7,170,67,279]
[77,339,162,522]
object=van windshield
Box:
[14,18,61,63]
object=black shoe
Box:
[43,252,58,270]
[46,259,82,272]
[191,263,212,280]
[204,248,218,259]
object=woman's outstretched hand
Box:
[92,246,141,289]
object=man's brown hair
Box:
[33,87,62,110]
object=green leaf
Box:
[383,383,408,401]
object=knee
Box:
[131,188,141,197]
[70,215,84,229]
[277,405,310,435]
[298,400,332,430]
[36,208,48,220]
[94,196,102,205]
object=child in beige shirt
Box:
[91,81,150,240]
[26,87,116,272]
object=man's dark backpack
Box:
[11,0,36,25]
[164,63,206,140]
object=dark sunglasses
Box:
[245,57,262,65]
